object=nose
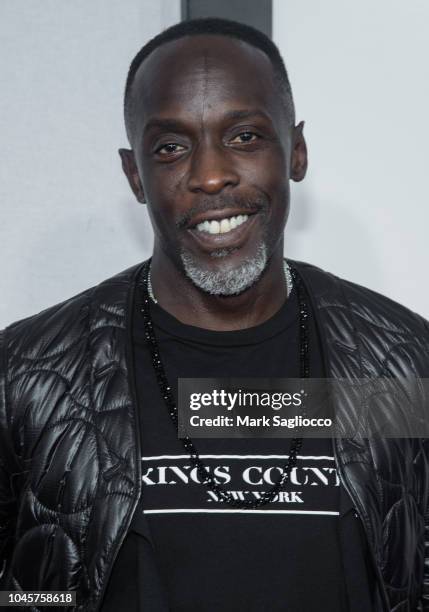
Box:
[187,141,239,194]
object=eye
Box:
[155,142,186,156]
[229,131,260,144]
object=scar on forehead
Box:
[200,47,224,124]
[202,51,209,126]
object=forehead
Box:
[130,34,282,127]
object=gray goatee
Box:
[180,242,268,296]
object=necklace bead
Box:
[138,258,311,509]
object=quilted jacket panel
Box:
[1,258,429,611]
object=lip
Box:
[186,208,259,229]
[186,212,260,250]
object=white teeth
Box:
[195,214,250,234]
[220,219,230,233]
[208,220,220,234]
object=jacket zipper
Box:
[291,259,391,612]
[333,435,390,612]
[93,264,145,612]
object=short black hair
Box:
[123,17,295,143]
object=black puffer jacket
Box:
[1,259,429,611]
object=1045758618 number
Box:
[0,591,76,607]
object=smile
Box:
[195,214,250,235]
[186,212,260,250]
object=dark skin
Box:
[119,35,307,331]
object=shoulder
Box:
[2,261,146,362]
[290,258,429,338]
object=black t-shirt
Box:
[100,281,371,611]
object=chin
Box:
[179,241,268,296]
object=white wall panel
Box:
[273,0,428,315]
[0,0,181,327]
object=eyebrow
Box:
[143,118,186,135]
[143,109,272,136]
[222,109,273,123]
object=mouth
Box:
[186,211,260,250]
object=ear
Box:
[290,121,308,182]
[118,148,146,203]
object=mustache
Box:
[176,193,269,229]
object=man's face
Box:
[121,34,307,295]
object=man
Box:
[1,17,428,612]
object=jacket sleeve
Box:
[418,327,429,611]
[421,512,429,610]
[0,329,18,588]
[420,437,429,611]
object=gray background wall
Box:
[1,1,427,327]
[0,0,179,327]
[273,0,428,318]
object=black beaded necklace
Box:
[138,259,310,509]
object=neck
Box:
[149,246,287,331]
